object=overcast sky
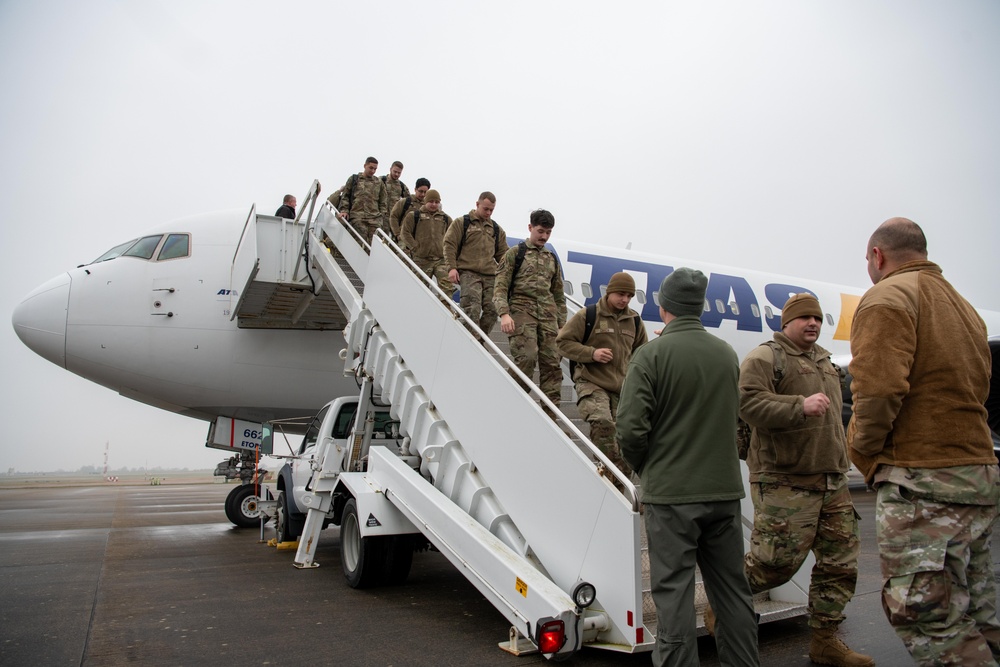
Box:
[2,1,998,472]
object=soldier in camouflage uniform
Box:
[337,157,388,245]
[443,192,506,334]
[848,218,1000,666]
[556,272,647,475]
[399,189,453,294]
[718,293,872,666]
[380,160,410,233]
[493,209,567,407]
[389,177,430,241]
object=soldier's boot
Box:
[809,628,874,666]
[702,601,716,637]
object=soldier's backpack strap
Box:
[737,340,787,460]
[763,340,786,384]
[344,173,359,212]
[510,242,528,286]
[569,304,599,379]
[457,214,472,257]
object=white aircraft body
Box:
[12,203,1000,523]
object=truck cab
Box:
[267,396,408,545]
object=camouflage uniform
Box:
[493,243,567,405]
[848,258,999,665]
[556,296,647,474]
[389,194,423,241]
[381,176,409,232]
[874,465,1000,666]
[442,211,506,333]
[339,173,388,245]
[399,205,453,295]
[740,333,861,631]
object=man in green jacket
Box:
[729,293,871,667]
[617,267,759,667]
[848,217,999,665]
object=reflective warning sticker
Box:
[515,577,528,598]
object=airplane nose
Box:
[12,273,71,369]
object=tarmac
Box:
[1,478,997,666]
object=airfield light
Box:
[536,619,566,654]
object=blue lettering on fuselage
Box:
[567,251,674,323]
[559,250,814,334]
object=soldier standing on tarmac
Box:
[705,293,873,667]
[493,209,567,409]
[337,156,388,245]
[848,217,1000,666]
[389,177,430,241]
[443,192,506,334]
[556,272,647,475]
[616,268,759,667]
[399,189,453,294]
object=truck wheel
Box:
[384,535,414,585]
[275,491,301,542]
[227,484,268,529]
[341,498,386,588]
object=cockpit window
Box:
[121,235,164,260]
[92,240,137,263]
[158,234,190,260]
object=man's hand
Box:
[448,269,460,284]
[592,348,613,364]
[803,392,831,417]
[500,314,515,334]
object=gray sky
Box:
[2,1,998,472]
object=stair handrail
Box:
[370,230,639,511]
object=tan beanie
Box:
[606,272,636,296]
[781,293,823,328]
[424,189,441,202]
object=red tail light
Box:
[537,619,566,654]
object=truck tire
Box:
[226,484,268,529]
[384,535,414,585]
[275,490,301,542]
[341,498,387,588]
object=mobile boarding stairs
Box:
[230,181,810,658]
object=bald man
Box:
[848,217,999,665]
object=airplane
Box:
[12,197,1000,525]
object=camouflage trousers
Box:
[505,311,562,405]
[350,216,381,245]
[413,256,455,296]
[744,476,860,630]
[457,270,498,334]
[876,482,1000,666]
[575,381,631,477]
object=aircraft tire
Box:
[227,484,268,529]
[341,498,387,588]
[224,485,242,525]
[275,491,302,542]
